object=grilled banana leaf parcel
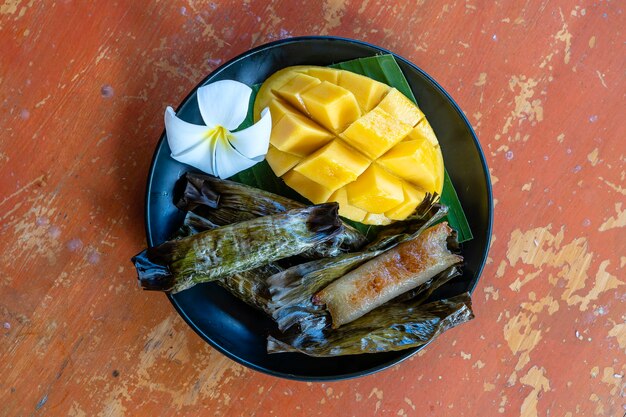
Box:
[268,204,448,332]
[175,172,367,257]
[314,222,463,328]
[133,203,343,293]
[267,293,474,356]
[174,211,282,313]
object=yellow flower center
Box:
[205,125,231,145]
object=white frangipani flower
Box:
[164,80,271,179]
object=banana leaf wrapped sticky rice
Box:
[133,203,343,293]
[267,200,448,332]
[133,171,474,357]
[175,172,367,258]
[172,211,282,313]
[314,222,462,328]
[265,221,467,356]
[267,293,474,356]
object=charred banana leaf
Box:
[175,172,367,257]
[267,293,474,356]
[214,263,282,314]
[133,203,343,293]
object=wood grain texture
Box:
[1,1,624,416]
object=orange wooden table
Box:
[2,1,624,416]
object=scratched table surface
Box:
[1,1,624,416]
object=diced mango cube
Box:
[376,88,424,126]
[377,139,438,193]
[271,112,334,157]
[338,71,390,112]
[385,182,426,220]
[300,81,361,132]
[346,165,404,213]
[407,118,438,146]
[363,213,392,225]
[273,73,321,114]
[328,187,367,222]
[304,67,340,84]
[341,107,412,159]
[268,99,298,126]
[294,140,370,191]
[282,170,333,204]
[265,145,301,177]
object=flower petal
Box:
[197,80,252,131]
[229,107,272,159]
[170,136,217,176]
[164,106,209,156]
[214,138,259,179]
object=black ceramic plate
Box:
[145,36,493,381]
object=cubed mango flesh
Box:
[338,71,390,112]
[282,170,333,204]
[376,88,424,127]
[346,165,404,213]
[303,67,340,84]
[254,65,445,224]
[407,118,438,146]
[273,73,321,114]
[341,107,412,159]
[271,112,334,156]
[385,182,426,220]
[268,99,298,125]
[253,65,311,119]
[294,139,370,191]
[300,81,361,132]
[265,145,301,177]
[377,140,438,194]
[328,187,367,222]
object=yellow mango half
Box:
[341,107,412,159]
[255,65,445,224]
[265,145,301,177]
[346,164,404,213]
[294,140,370,191]
[282,170,333,204]
[328,186,367,222]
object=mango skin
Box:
[255,65,445,225]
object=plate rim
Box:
[144,35,493,381]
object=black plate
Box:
[144,36,493,381]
